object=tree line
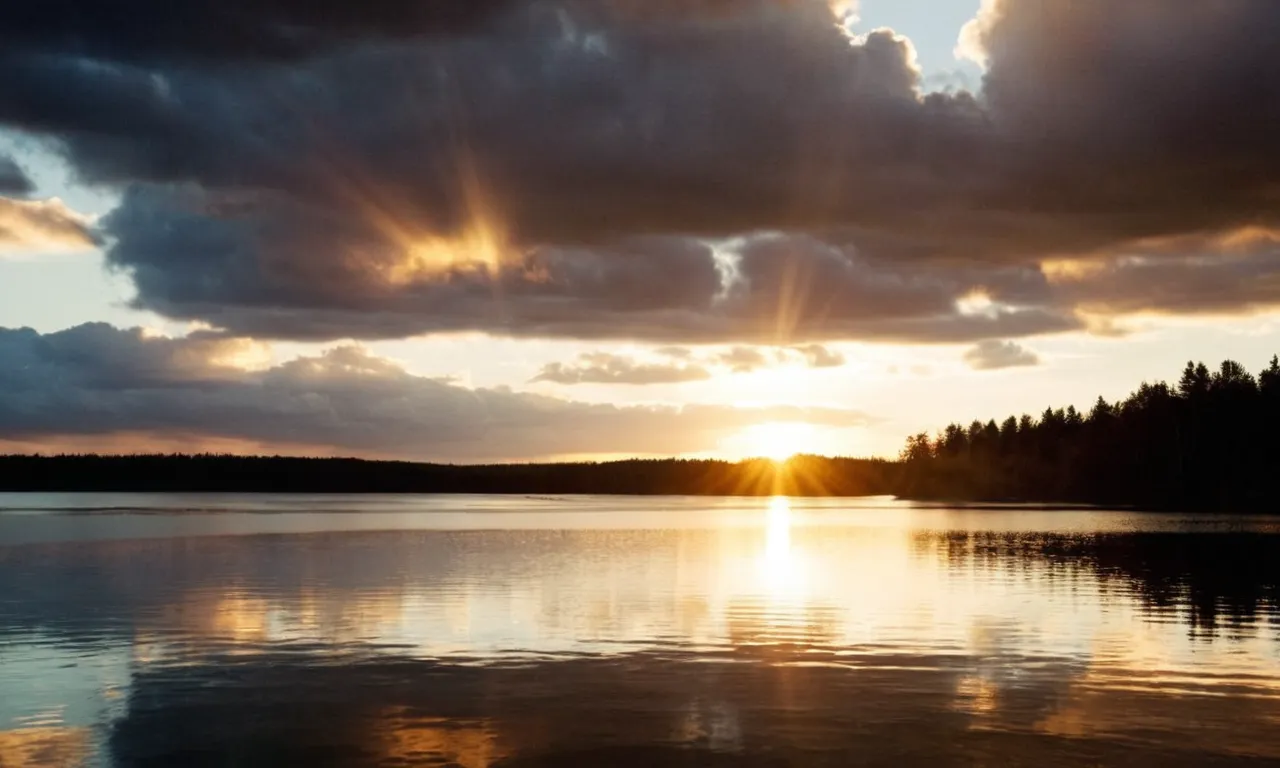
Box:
[0,453,897,497]
[898,356,1280,510]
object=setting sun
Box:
[738,422,817,462]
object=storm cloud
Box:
[3,0,1280,341]
[0,0,522,64]
[99,205,1080,342]
[0,324,870,460]
[0,154,33,196]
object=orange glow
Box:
[305,127,526,287]
[387,216,508,285]
[1040,257,1109,283]
[0,727,91,768]
[955,289,996,316]
[737,421,817,462]
[374,710,505,768]
[203,338,273,371]
[0,196,97,253]
[368,154,515,286]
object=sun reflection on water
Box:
[757,497,807,597]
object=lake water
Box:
[1,494,1279,767]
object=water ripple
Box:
[1,496,1279,765]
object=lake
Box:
[1,494,1278,766]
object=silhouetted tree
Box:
[900,355,1280,510]
[998,416,1019,456]
[1260,355,1280,396]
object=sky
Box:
[3,0,1280,463]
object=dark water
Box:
[1,495,1279,767]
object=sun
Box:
[739,421,817,462]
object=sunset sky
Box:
[3,0,1280,462]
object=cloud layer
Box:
[4,0,1280,342]
[0,324,869,459]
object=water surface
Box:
[1,494,1278,766]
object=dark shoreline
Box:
[0,453,896,497]
[3,453,1277,513]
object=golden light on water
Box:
[757,496,808,595]
[765,496,792,561]
[0,726,91,768]
[374,710,503,768]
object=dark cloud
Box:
[0,324,869,460]
[0,196,97,252]
[101,202,1078,342]
[0,1,522,64]
[0,154,33,196]
[532,351,712,385]
[4,0,1280,341]
[1043,232,1280,318]
[2,2,928,216]
[968,1,1280,222]
[0,322,266,386]
[963,340,1039,371]
[0,0,823,67]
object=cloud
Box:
[3,1,1280,341]
[655,346,695,359]
[100,204,1078,342]
[715,344,848,373]
[715,347,773,374]
[21,13,937,245]
[0,324,870,460]
[0,1,523,64]
[532,352,712,385]
[0,196,97,253]
[1043,230,1280,318]
[963,340,1040,371]
[537,342,849,386]
[0,1,834,66]
[792,344,846,368]
[0,154,33,196]
[0,3,996,343]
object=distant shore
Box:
[0,453,896,497]
[0,453,1271,513]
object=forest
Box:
[898,356,1280,510]
[0,453,896,497]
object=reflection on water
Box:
[1,495,1279,765]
